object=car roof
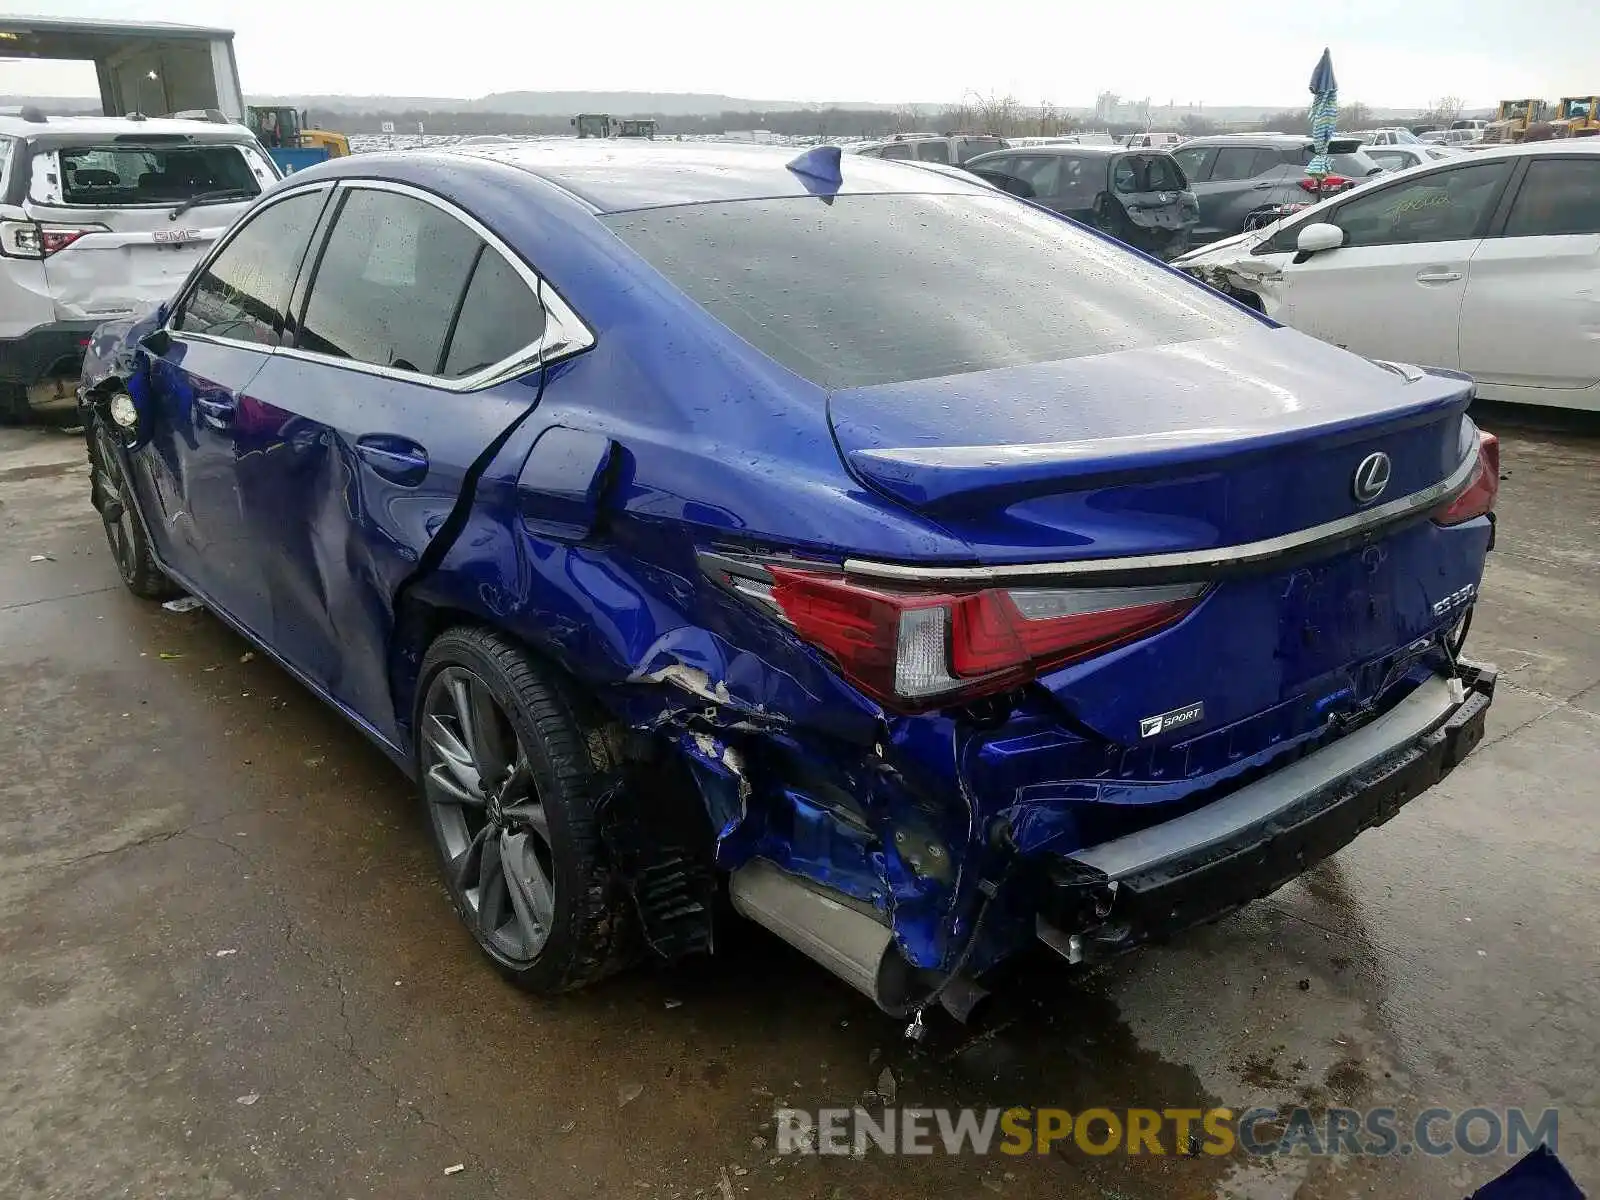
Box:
[1179,133,1312,146]
[0,113,257,141]
[975,143,1129,157]
[338,140,995,212]
[1460,139,1600,160]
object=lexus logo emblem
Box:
[1352,452,1392,505]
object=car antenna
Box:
[786,145,843,194]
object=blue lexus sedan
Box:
[79,142,1499,1022]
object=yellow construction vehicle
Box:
[1480,99,1550,144]
[246,105,351,171]
[1552,97,1600,137]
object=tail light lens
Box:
[1298,175,1353,195]
[760,566,1203,711]
[0,219,105,259]
[1433,430,1500,526]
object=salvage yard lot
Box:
[1,412,1596,1200]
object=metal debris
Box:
[876,1067,898,1105]
[235,1093,259,1106]
[214,949,237,958]
[618,1082,644,1107]
[444,1163,465,1176]
[161,596,203,613]
[29,554,53,562]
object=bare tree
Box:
[1425,96,1464,127]
[969,90,1022,136]
[891,103,922,134]
[1037,99,1059,136]
[1343,100,1373,130]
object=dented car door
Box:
[229,181,556,747]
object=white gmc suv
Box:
[0,110,280,422]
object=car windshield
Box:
[605,193,1257,390]
[54,143,265,207]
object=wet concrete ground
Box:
[1,412,1596,1199]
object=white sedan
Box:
[1173,140,1600,411]
[1366,144,1464,171]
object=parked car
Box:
[849,133,1008,165]
[1420,130,1479,147]
[0,110,280,423]
[964,144,1198,258]
[1172,133,1385,243]
[79,142,1498,1019]
[1352,128,1423,146]
[1365,144,1464,171]
[1452,119,1490,134]
[1174,140,1600,410]
[1123,132,1183,150]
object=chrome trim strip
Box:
[844,446,1480,585]
[165,177,596,391]
[1065,674,1458,880]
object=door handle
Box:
[1416,271,1463,284]
[355,433,430,486]
[194,395,235,428]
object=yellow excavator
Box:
[1552,97,1600,137]
[246,106,351,172]
[1480,99,1550,144]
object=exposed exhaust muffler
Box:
[730,859,920,1016]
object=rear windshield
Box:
[605,193,1257,390]
[1114,153,1185,193]
[1300,143,1383,178]
[52,143,266,207]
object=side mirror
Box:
[140,326,171,357]
[1296,222,1345,254]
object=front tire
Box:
[88,418,178,600]
[416,627,635,992]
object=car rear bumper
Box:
[1035,661,1496,961]
[0,320,103,385]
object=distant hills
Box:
[8,90,1443,122]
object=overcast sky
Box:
[6,0,1594,109]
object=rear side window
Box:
[1210,147,1267,181]
[52,143,265,207]
[176,190,324,345]
[914,140,951,164]
[1172,145,1213,181]
[878,143,913,161]
[1502,159,1600,237]
[606,193,1257,390]
[299,189,480,373]
[1010,155,1062,197]
[956,137,1005,161]
[441,249,546,377]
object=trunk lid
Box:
[826,326,1486,780]
[827,327,1473,563]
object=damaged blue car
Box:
[79,142,1499,1024]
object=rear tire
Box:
[416,626,635,993]
[87,418,179,601]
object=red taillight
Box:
[39,227,91,255]
[1433,431,1500,526]
[1298,175,1352,194]
[766,566,1202,712]
[0,219,104,259]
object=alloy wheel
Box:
[420,666,557,965]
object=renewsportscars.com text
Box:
[774,1106,1559,1158]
